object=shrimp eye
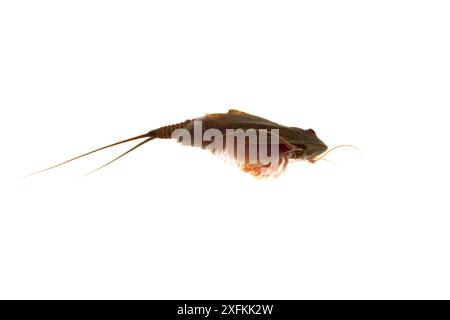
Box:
[307,128,316,135]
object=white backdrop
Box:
[1,1,449,299]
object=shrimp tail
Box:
[23,119,194,178]
[23,132,153,178]
[81,136,155,176]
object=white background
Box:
[1,1,449,299]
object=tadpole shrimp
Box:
[26,109,354,178]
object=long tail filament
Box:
[23,132,152,178]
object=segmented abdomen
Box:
[151,119,192,139]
